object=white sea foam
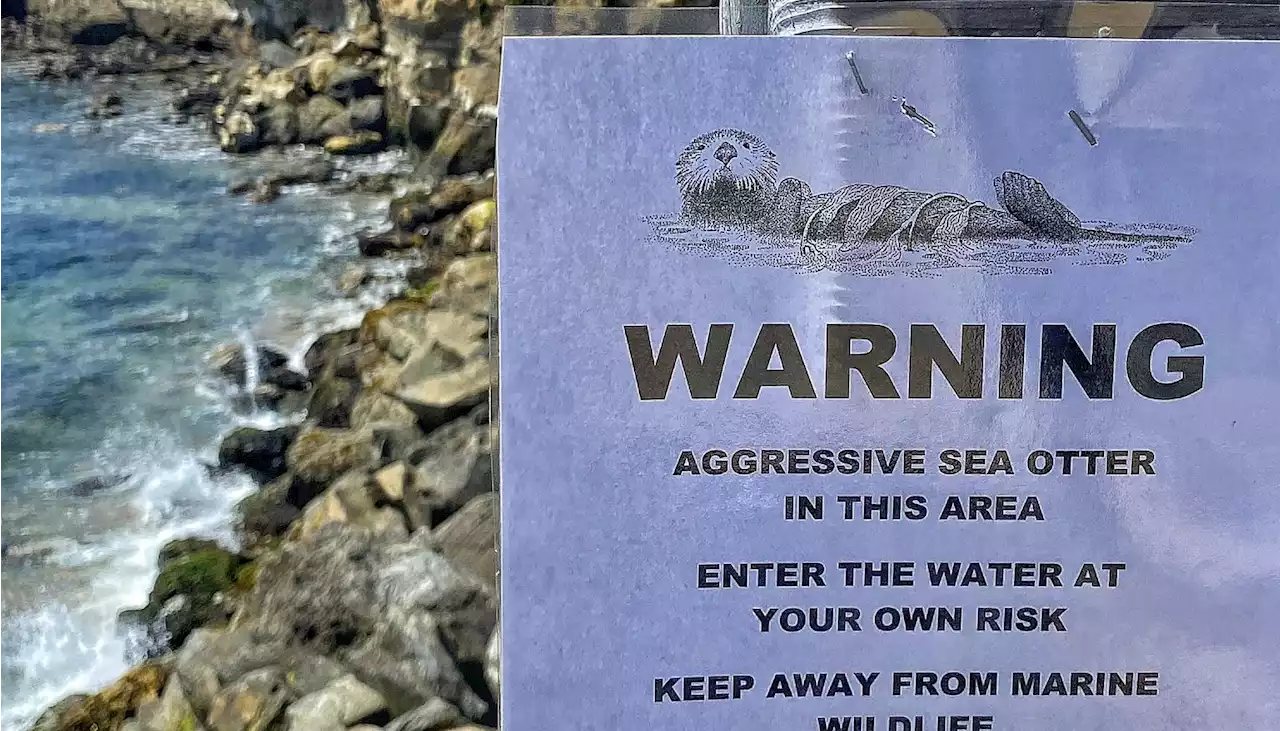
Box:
[1,78,409,731]
[1,426,256,731]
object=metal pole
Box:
[719,0,769,34]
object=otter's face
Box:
[675,128,779,196]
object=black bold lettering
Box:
[625,324,732,400]
[908,324,985,398]
[1040,324,1116,399]
[734,324,817,399]
[1127,323,1205,400]
[825,324,900,399]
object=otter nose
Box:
[714,142,738,166]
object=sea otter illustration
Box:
[660,127,1193,273]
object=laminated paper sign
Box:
[495,35,1280,731]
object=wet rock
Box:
[404,264,439,290]
[31,694,92,731]
[305,328,360,380]
[357,227,422,256]
[173,84,220,117]
[338,263,369,295]
[119,543,244,660]
[206,667,288,731]
[384,698,463,731]
[157,538,225,567]
[389,173,494,233]
[2,537,78,568]
[234,476,299,548]
[266,158,337,186]
[86,92,123,119]
[285,427,376,494]
[68,472,130,496]
[324,130,385,155]
[32,663,169,731]
[237,524,494,718]
[217,425,299,482]
[244,180,281,204]
[226,177,258,195]
[431,493,497,589]
[284,675,389,731]
[262,365,309,391]
[297,94,350,144]
[308,376,359,428]
[256,103,299,146]
[264,385,310,415]
[326,64,379,101]
[340,171,398,194]
[402,411,492,529]
[218,110,260,153]
[208,342,290,386]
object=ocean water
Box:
[0,73,404,730]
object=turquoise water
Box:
[0,74,401,729]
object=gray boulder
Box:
[236,524,494,718]
[385,698,463,731]
[297,94,351,144]
[431,493,497,590]
[402,411,493,530]
[285,675,389,731]
[206,667,289,731]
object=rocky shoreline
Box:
[5,0,505,727]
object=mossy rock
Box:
[234,561,261,594]
[157,538,223,569]
[36,662,169,731]
[402,278,441,303]
[150,548,241,608]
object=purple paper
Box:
[496,35,1280,731]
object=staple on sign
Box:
[844,51,870,95]
[1068,110,1098,146]
[894,96,937,137]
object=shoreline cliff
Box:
[5,0,504,726]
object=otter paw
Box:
[994,171,1082,239]
[801,242,827,267]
